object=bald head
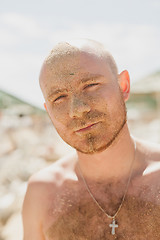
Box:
[39,39,118,89]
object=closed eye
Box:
[84,83,99,89]
[54,94,67,102]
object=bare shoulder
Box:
[135,138,160,164]
[136,138,160,156]
[128,139,160,208]
[23,151,77,215]
[134,138,160,197]
[22,152,77,239]
[136,138,160,174]
[25,151,77,200]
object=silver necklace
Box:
[78,141,136,236]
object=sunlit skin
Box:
[22,40,160,240]
[41,52,127,154]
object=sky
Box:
[0,0,160,108]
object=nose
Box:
[69,95,91,118]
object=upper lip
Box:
[74,122,99,132]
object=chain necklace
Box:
[78,141,136,235]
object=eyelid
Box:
[53,94,67,103]
[84,82,99,89]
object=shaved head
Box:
[38,39,128,154]
[39,39,118,89]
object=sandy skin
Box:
[22,41,160,240]
[22,137,160,240]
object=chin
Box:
[74,138,114,154]
[69,118,127,154]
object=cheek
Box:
[84,89,105,105]
[48,111,68,138]
[98,84,115,98]
[101,84,122,103]
[47,103,70,126]
[88,88,111,110]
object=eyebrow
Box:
[80,74,103,84]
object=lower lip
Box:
[75,122,99,133]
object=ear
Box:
[118,70,130,101]
[44,102,48,112]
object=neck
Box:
[77,124,136,182]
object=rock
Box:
[0,193,16,224]
[1,212,23,240]
[0,149,47,183]
[0,133,15,157]
[0,180,27,225]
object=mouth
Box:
[75,122,100,133]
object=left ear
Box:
[118,70,130,101]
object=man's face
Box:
[41,52,127,154]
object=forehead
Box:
[40,52,114,95]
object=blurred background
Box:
[0,0,160,239]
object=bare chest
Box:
[44,186,160,240]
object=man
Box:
[22,39,160,240]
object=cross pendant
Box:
[109,218,118,235]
